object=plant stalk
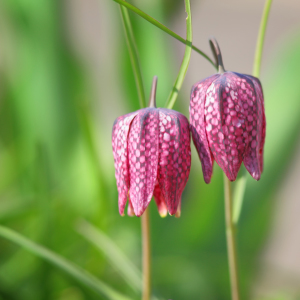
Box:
[165,0,193,109]
[112,0,216,69]
[253,0,273,77]
[224,174,240,300]
[119,3,146,108]
[141,208,151,300]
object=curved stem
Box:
[209,37,225,74]
[253,0,273,77]
[165,0,192,109]
[148,76,158,108]
[141,208,151,300]
[112,0,216,70]
[119,3,146,108]
[224,175,240,300]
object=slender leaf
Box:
[165,0,192,109]
[253,0,274,77]
[232,175,247,224]
[112,0,215,68]
[120,3,146,108]
[76,219,142,292]
[0,225,131,300]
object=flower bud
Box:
[112,77,191,217]
[189,38,266,182]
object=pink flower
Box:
[112,77,191,217]
[189,38,266,183]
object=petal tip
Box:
[175,206,181,218]
[250,172,261,181]
[158,205,168,218]
[127,202,135,217]
[204,175,211,184]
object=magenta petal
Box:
[240,74,264,180]
[156,109,191,215]
[260,113,266,172]
[112,112,138,216]
[190,74,220,183]
[128,109,159,217]
[153,181,168,217]
[205,73,248,181]
[245,75,266,173]
[127,199,135,217]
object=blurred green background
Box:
[0,0,300,299]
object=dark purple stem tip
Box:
[209,37,225,74]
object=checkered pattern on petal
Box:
[206,73,260,180]
[225,72,263,180]
[112,112,139,215]
[128,108,159,217]
[190,71,266,182]
[190,74,220,183]
[156,109,191,215]
[244,75,266,173]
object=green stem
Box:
[120,4,154,299]
[0,225,131,300]
[253,0,273,77]
[141,208,151,300]
[165,0,192,109]
[233,0,273,225]
[223,175,240,300]
[120,3,146,108]
[113,0,216,69]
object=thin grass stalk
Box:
[165,0,193,109]
[112,0,216,69]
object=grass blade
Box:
[112,0,215,68]
[0,225,131,300]
[253,0,273,77]
[76,219,142,292]
[120,3,146,108]
[165,0,192,109]
[233,175,247,224]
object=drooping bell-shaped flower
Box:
[112,77,191,217]
[190,38,266,183]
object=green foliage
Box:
[0,0,299,299]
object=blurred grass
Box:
[0,0,299,299]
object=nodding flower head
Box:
[112,77,191,217]
[189,38,266,183]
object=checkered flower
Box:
[189,38,266,183]
[112,77,191,217]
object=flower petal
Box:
[206,73,259,181]
[153,181,168,218]
[157,109,191,215]
[175,201,181,218]
[245,75,266,173]
[189,74,220,183]
[234,73,263,180]
[112,112,138,216]
[127,199,135,217]
[128,108,159,217]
